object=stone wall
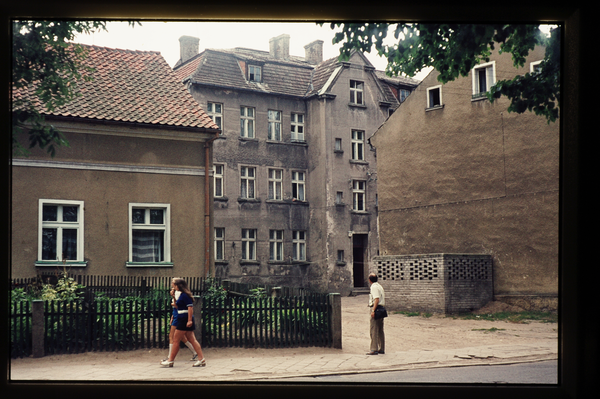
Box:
[373,254,493,314]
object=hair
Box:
[172,278,193,300]
[368,274,378,283]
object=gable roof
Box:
[14,44,220,132]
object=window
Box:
[350,80,364,105]
[335,138,343,152]
[472,61,495,99]
[399,89,411,102]
[129,204,170,264]
[249,65,262,82]
[207,102,223,129]
[530,60,543,73]
[292,171,305,201]
[269,230,284,261]
[352,180,366,212]
[336,191,344,205]
[240,106,255,138]
[241,229,257,260]
[427,86,442,109]
[240,166,256,199]
[38,200,84,263]
[291,113,305,141]
[351,130,365,161]
[268,110,282,141]
[215,228,225,261]
[268,168,283,200]
[337,250,345,263]
[214,164,224,198]
[292,230,306,261]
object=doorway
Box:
[353,234,368,287]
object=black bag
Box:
[374,306,388,320]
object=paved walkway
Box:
[9,340,557,382]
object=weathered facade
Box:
[12,45,220,279]
[173,34,418,294]
[370,45,559,310]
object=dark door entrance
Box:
[353,234,368,287]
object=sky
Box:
[73,21,432,80]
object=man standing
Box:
[367,273,385,355]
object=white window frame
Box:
[335,138,343,152]
[268,168,283,200]
[350,80,364,105]
[207,102,223,129]
[215,227,225,261]
[269,229,284,261]
[336,191,344,205]
[292,230,306,261]
[472,61,496,98]
[37,199,85,265]
[351,130,365,161]
[214,164,224,198]
[292,171,306,201]
[352,180,366,212]
[240,106,255,138]
[530,60,543,73]
[240,166,256,199]
[427,85,442,109]
[241,228,257,260]
[248,65,262,82]
[128,203,171,265]
[268,110,282,141]
[291,113,305,141]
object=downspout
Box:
[204,133,219,278]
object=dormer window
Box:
[350,80,364,105]
[248,65,262,82]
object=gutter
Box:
[204,130,220,278]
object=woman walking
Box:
[162,279,198,363]
[160,278,205,367]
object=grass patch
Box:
[395,311,433,318]
[452,311,557,324]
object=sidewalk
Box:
[9,340,557,382]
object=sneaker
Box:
[190,353,198,361]
[366,351,378,355]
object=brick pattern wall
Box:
[373,254,492,314]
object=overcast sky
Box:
[74,20,431,80]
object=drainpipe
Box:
[204,133,219,278]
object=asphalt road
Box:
[272,360,558,384]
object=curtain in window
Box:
[132,230,164,262]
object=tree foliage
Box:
[12,21,139,157]
[327,23,560,123]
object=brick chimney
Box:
[304,40,323,65]
[269,34,290,60]
[179,36,199,64]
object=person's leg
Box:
[168,329,186,361]
[369,316,379,353]
[185,331,204,360]
[377,318,385,353]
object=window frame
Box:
[214,164,224,198]
[291,113,305,141]
[351,130,365,161]
[530,60,543,73]
[241,228,257,260]
[37,199,86,266]
[268,168,283,200]
[207,102,223,129]
[471,61,496,99]
[291,171,306,201]
[127,203,171,266]
[268,110,282,141]
[426,85,443,109]
[352,180,366,212]
[240,106,255,138]
[248,65,262,82]
[240,166,256,199]
[292,230,306,261]
[350,80,364,105]
[215,227,225,261]
[269,229,284,261]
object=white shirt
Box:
[369,282,385,307]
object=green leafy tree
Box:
[12,20,139,157]
[327,23,559,123]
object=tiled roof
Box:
[374,70,420,87]
[14,44,220,131]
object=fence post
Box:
[32,300,44,358]
[193,295,203,344]
[271,287,281,298]
[328,293,342,349]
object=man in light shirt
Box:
[367,273,385,355]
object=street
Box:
[270,360,558,384]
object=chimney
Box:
[304,40,324,65]
[269,34,290,60]
[179,36,199,64]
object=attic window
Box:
[248,65,262,82]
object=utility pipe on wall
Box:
[204,133,219,278]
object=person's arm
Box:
[187,305,193,327]
[371,297,379,318]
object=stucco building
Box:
[173,34,418,294]
[370,44,559,310]
[12,45,221,279]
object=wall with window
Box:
[11,123,212,278]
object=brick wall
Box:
[373,254,493,314]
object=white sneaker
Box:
[190,353,198,361]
